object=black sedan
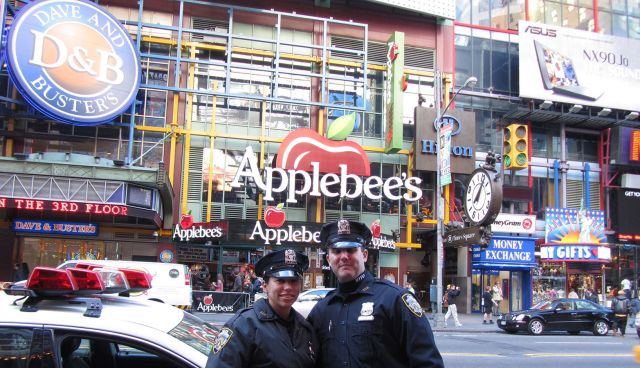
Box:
[497,298,614,336]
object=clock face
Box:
[464,170,493,225]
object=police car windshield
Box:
[167,311,218,355]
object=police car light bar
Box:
[27,267,79,296]
[67,268,105,295]
[118,269,152,292]
[93,269,131,294]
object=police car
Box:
[0,264,218,368]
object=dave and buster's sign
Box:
[5,0,141,126]
[230,128,422,203]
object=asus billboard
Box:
[519,20,640,112]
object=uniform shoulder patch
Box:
[401,293,424,318]
[212,327,233,355]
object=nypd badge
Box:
[357,302,374,321]
[401,293,424,318]
[285,249,296,265]
[337,219,351,235]
[212,327,233,354]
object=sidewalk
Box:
[427,313,502,333]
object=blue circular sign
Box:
[5,0,141,126]
[159,249,175,263]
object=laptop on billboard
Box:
[534,40,603,101]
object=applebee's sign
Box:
[230,129,422,203]
[173,222,224,242]
[250,221,321,245]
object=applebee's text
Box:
[173,224,224,242]
[250,221,320,245]
[231,147,422,203]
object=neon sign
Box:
[0,198,128,215]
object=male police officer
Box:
[206,249,318,368]
[308,219,444,368]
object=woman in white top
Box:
[492,282,503,315]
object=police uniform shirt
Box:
[307,272,444,368]
[205,298,317,368]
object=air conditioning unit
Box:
[621,174,640,189]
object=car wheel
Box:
[592,319,609,336]
[527,319,544,335]
[568,331,580,335]
[505,328,518,334]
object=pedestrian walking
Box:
[482,285,496,324]
[307,219,444,368]
[628,295,640,328]
[444,284,462,327]
[492,282,503,315]
[205,249,318,367]
[611,290,630,337]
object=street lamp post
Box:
[434,71,477,328]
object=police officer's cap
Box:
[320,219,372,249]
[255,249,309,279]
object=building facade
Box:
[0,0,457,309]
[453,0,640,312]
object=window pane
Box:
[457,0,471,22]
[613,13,628,36]
[546,2,562,26]
[509,0,526,30]
[491,0,510,29]
[0,328,33,368]
[599,10,613,34]
[630,17,640,39]
[472,0,491,25]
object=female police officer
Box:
[205,249,318,368]
[308,219,444,368]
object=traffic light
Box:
[503,124,528,170]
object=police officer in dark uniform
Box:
[308,219,444,368]
[205,249,318,368]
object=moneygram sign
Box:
[490,213,536,234]
[231,128,422,203]
[5,0,141,126]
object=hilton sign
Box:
[414,107,476,174]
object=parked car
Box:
[58,260,193,309]
[292,288,334,318]
[497,298,614,336]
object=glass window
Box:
[457,0,471,22]
[612,13,628,37]
[472,0,491,25]
[491,0,510,29]
[576,300,599,310]
[167,312,217,355]
[491,38,510,94]
[599,10,613,34]
[630,0,640,16]
[630,17,640,38]
[509,0,525,30]
[0,328,33,368]
[545,2,562,26]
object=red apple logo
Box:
[203,294,213,305]
[180,211,194,229]
[265,204,286,228]
[387,42,399,62]
[371,219,381,238]
[276,128,370,176]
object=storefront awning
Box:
[472,262,536,270]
